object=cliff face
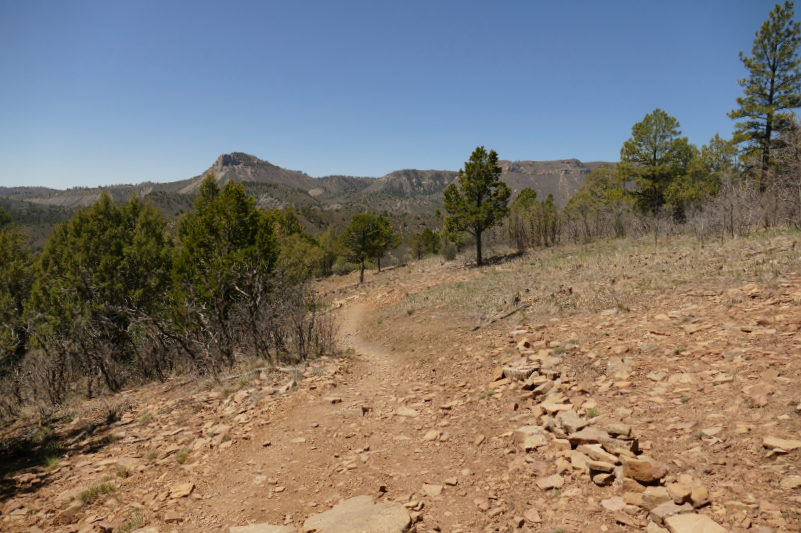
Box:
[497,159,603,207]
[2,154,610,217]
[179,152,320,193]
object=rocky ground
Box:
[2,233,801,533]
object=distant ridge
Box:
[1,152,608,210]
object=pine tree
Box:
[443,147,511,266]
[729,1,801,190]
[340,214,396,283]
[619,109,696,216]
[0,207,30,373]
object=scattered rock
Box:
[523,507,542,524]
[667,483,692,504]
[690,486,709,508]
[663,512,729,533]
[422,484,443,497]
[536,474,564,490]
[302,495,410,533]
[567,427,609,446]
[642,487,672,510]
[623,457,668,483]
[649,501,694,525]
[763,436,801,451]
[622,478,647,493]
[170,483,194,499]
[780,476,801,490]
[646,522,669,533]
[601,496,626,512]
[557,410,588,434]
[230,524,296,533]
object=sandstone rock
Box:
[523,435,548,451]
[564,450,591,472]
[523,507,542,523]
[649,501,693,525]
[614,510,640,527]
[552,438,571,451]
[164,511,183,523]
[540,401,573,414]
[422,430,439,442]
[230,523,296,533]
[593,473,615,486]
[642,487,672,511]
[567,427,609,446]
[53,500,83,526]
[664,513,728,533]
[302,495,410,533]
[422,484,443,497]
[623,492,643,507]
[623,457,668,483]
[690,486,709,508]
[170,483,194,499]
[323,397,342,404]
[536,474,564,490]
[513,426,546,443]
[667,483,692,504]
[763,436,801,451]
[646,522,669,533]
[474,498,490,512]
[587,460,615,473]
[599,435,639,455]
[577,444,620,464]
[394,407,419,418]
[557,410,588,434]
[780,475,801,490]
[605,423,632,438]
[723,500,756,512]
[601,496,626,512]
[622,478,647,493]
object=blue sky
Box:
[0,1,791,188]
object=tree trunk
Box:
[377,257,381,272]
[761,118,772,194]
[359,260,365,284]
[476,229,483,266]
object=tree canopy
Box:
[619,109,697,216]
[729,1,801,189]
[443,146,511,266]
[340,213,396,283]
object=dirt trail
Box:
[194,301,482,532]
[5,245,801,533]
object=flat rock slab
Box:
[763,436,801,451]
[664,513,729,533]
[230,524,296,533]
[302,495,410,533]
[394,407,419,418]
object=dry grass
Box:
[389,229,801,320]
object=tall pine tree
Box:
[729,1,801,190]
[443,147,511,266]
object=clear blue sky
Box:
[0,1,791,188]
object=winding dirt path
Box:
[193,301,490,532]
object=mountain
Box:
[362,169,459,198]
[498,159,606,207]
[0,153,608,244]
[358,159,603,207]
[179,152,320,193]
